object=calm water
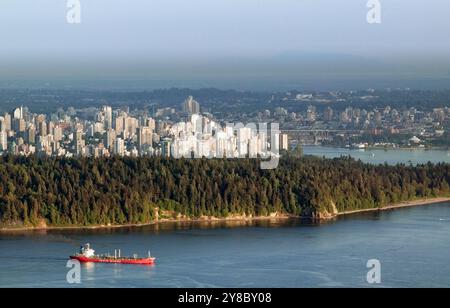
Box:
[303,146,450,165]
[1,202,450,288]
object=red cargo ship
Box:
[70,243,155,265]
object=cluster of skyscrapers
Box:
[170,114,288,159]
[0,97,288,159]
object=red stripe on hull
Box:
[70,255,155,265]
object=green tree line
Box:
[0,155,449,227]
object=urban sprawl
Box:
[0,96,287,158]
[1,92,449,158]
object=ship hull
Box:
[70,255,155,265]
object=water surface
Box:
[1,203,450,288]
[303,145,450,165]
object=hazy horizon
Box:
[1,0,450,90]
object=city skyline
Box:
[0,98,289,159]
[1,92,448,158]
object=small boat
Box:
[70,243,155,265]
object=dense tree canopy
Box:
[0,155,449,227]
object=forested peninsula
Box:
[1,155,449,229]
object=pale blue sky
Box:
[1,0,449,89]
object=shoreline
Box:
[0,213,293,233]
[1,197,450,233]
[334,197,450,218]
[306,145,450,151]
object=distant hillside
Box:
[1,88,450,115]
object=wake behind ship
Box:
[70,243,155,265]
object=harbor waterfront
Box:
[302,145,450,165]
[1,201,450,288]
